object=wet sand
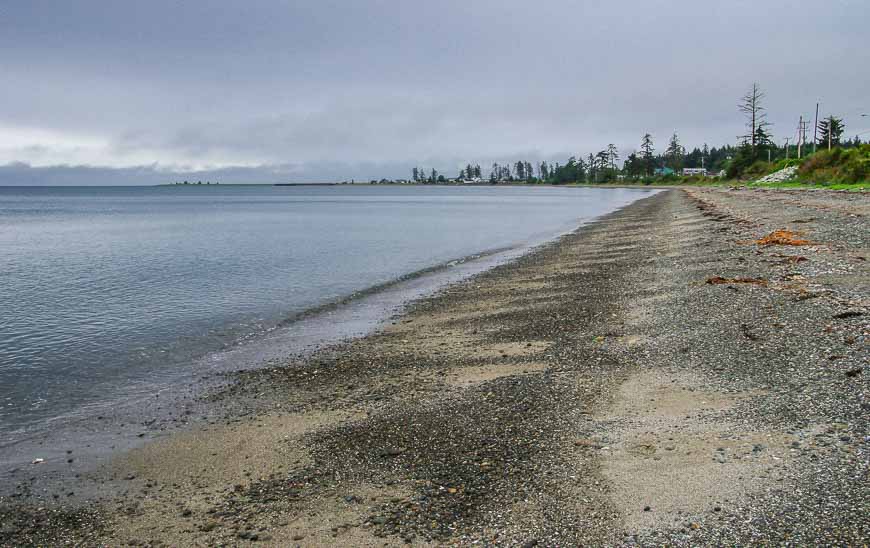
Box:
[2,188,867,546]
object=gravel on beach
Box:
[1,188,867,547]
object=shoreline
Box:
[0,191,647,502]
[2,188,867,546]
[0,218,589,490]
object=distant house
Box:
[682,168,708,176]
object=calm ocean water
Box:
[0,184,654,447]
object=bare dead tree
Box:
[738,83,771,153]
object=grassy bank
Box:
[562,145,868,191]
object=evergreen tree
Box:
[606,144,619,170]
[624,152,643,179]
[640,133,655,176]
[754,124,774,157]
[817,116,844,149]
[665,132,684,171]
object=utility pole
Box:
[784,138,790,160]
[813,103,819,154]
[798,114,804,160]
[828,116,832,150]
[797,116,810,159]
[803,119,809,152]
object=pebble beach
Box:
[1,188,868,546]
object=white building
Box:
[682,168,708,176]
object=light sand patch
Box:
[105,409,364,545]
[620,334,647,347]
[114,409,360,488]
[445,362,549,387]
[592,370,797,533]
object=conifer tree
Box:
[640,133,655,176]
[817,116,844,148]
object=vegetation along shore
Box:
[1,187,867,546]
[360,84,867,191]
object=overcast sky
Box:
[1,0,868,184]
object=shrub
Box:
[797,145,869,184]
[744,161,773,179]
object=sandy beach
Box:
[2,188,867,546]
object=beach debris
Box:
[30,458,44,465]
[379,447,405,458]
[755,229,811,246]
[740,323,761,341]
[706,276,768,286]
[845,367,863,378]
[779,255,808,264]
[833,309,864,319]
[574,438,602,449]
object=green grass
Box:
[746,180,867,191]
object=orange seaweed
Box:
[756,229,811,246]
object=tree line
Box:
[407,83,864,184]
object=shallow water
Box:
[0,184,654,448]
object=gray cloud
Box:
[1,0,868,183]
